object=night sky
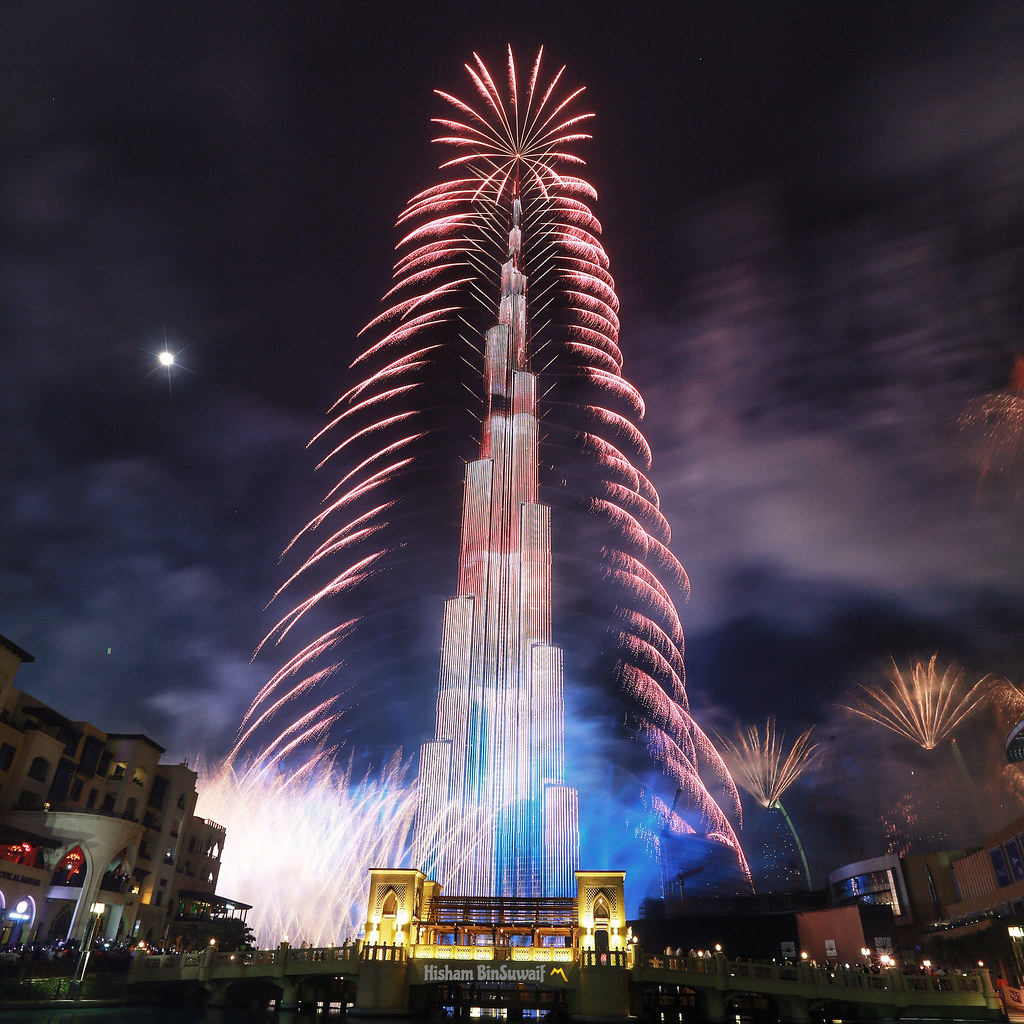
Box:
[4,2,1024,888]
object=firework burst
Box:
[958,353,1024,498]
[840,654,1000,750]
[716,717,819,809]
[238,48,746,881]
[715,717,818,890]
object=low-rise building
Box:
[0,632,231,947]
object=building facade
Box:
[0,633,227,946]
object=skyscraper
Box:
[414,197,579,897]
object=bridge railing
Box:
[644,953,989,997]
[361,943,408,964]
[580,950,629,969]
[130,944,360,974]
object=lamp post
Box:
[1009,926,1024,984]
[72,903,105,998]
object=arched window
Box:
[381,890,398,917]
[47,905,72,942]
[53,846,86,888]
[593,894,611,953]
[27,756,49,782]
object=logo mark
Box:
[550,967,568,982]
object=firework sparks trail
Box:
[839,654,1001,750]
[715,717,819,890]
[235,47,746,880]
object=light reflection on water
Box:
[0,1009,359,1024]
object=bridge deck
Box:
[129,944,1006,1020]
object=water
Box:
[0,1008,351,1024]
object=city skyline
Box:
[3,4,1024,890]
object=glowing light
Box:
[158,350,174,366]
[840,654,1000,750]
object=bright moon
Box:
[159,351,175,366]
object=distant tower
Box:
[414,194,579,897]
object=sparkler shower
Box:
[237,47,749,901]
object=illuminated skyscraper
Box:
[414,197,579,897]
[248,48,749,903]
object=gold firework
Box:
[716,716,819,809]
[841,654,999,750]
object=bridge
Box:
[129,942,1006,1021]
[127,868,1007,1020]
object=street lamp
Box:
[861,948,871,970]
[73,903,105,996]
[1009,926,1024,982]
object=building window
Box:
[148,775,168,810]
[69,777,84,801]
[27,756,50,782]
[991,847,1012,888]
[86,788,98,809]
[101,792,116,812]
[0,742,15,771]
[131,765,147,788]
[15,789,39,810]
[154,891,163,908]
[109,761,126,780]
[79,736,103,776]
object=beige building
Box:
[0,633,228,947]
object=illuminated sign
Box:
[9,899,32,922]
[421,963,573,985]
